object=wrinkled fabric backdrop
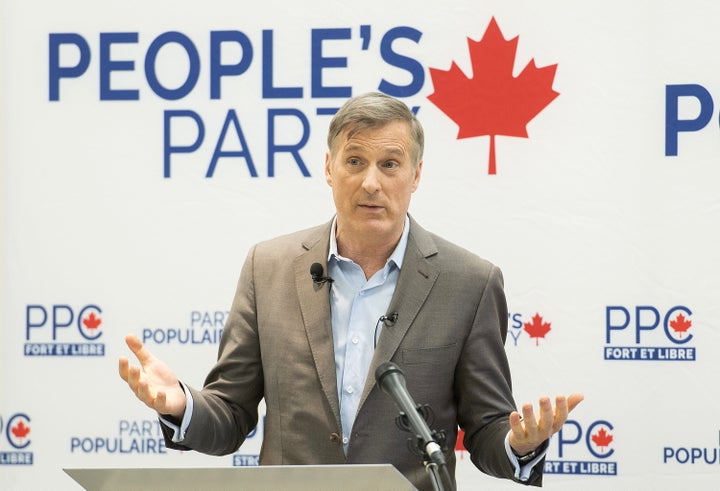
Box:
[2,0,719,489]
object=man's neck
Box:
[336,232,400,280]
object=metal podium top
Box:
[64,464,417,491]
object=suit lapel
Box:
[293,221,342,427]
[359,217,439,407]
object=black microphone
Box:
[375,361,446,467]
[310,262,334,285]
[379,311,399,327]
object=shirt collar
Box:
[328,215,410,270]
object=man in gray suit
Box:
[119,92,582,490]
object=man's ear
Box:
[412,161,423,192]
[324,152,333,186]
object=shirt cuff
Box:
[504,432,549,481]
[158,381,194,443]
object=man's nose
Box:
[361,165,382,194]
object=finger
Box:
[521,402,538,434]
[538,396,553,420]
[508,411,524,434]
[537,396,554,437]
[125,334,156,367]
[552,395,569,433]
[118,357,129,382]
[567,393,585,412]
[127,365,142,393]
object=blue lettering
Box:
[25,305,48,340]
[605,306,630,343]
[145,32,200,100]
[163,110,205,178]
[210,31,253,99]
[207,109,257,177]
[311,28,352,98]
[49,33,91,101]
[378,26,424,97]
[263,30,303,98]
[665,84,714,156]
[267,108,311,177]
[100,32,139,100]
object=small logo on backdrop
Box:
[508,311,553,347]
[24,304,105,357]
[545,419,617,476]
[427,17,559,175]
[0,413,34,465]
[458,418,617,477]
[604,305,696,362]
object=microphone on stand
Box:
[374,362,446,467]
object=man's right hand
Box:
[118,333,187,419]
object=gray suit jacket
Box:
[164,216,543,490]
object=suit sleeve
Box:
[163,245,265,455]
[456,265,544,486]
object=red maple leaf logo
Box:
[669,313,692,338]
[11,421,31,440]
[455,428,467,458]
[591,427,613,450]
[523,313,551,346]
[83,312,102,330]
[427,17,559,175]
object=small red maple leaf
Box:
[591,428,613,450]
[669,313,692,338]
[83,312,102,330]
[455,428,467,458]
[11,421,31,439]
[427,17,559,174]
[523,313,551,346]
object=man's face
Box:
[325,120,422,243]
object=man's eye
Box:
[383,161,398,169]
[348,158,361,166]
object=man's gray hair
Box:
[327,92,424,166]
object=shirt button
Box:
[346,386,354,394]
[352,337,359,344]
[342,436,349,445]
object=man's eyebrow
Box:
[342,144,406,156]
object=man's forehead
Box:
[338,123,411,152]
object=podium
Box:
[64,464,417,490]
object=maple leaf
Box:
[591,428,613,449]
[11,421,31,439]
[83,312,102,330]
[669,313,692,338]
[523,313,551,346]
[427,17,559,174]
[454,428,467,458]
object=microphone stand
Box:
[425,461,444,491]
[400,410,455,491]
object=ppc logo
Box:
[508,311,553,347]
[665,84,718,156]
[428,17,559,175]
[545,419,617,476]
[0,413,34,465]
[604,305,696,362]
[24,304,105,357]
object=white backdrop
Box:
[2,0,720,489]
